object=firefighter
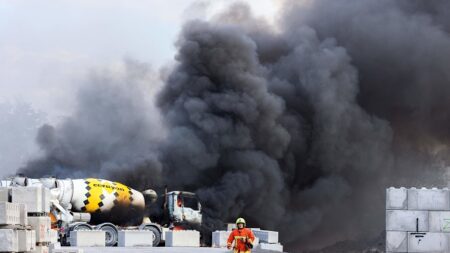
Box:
[227,217,255,253]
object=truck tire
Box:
[97,223,118,247]
[140,225,161,246]
[71,223,93,231]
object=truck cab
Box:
[166,191,202,225]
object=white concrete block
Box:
[12,186,50,213]
[49,229,59,244]
[19,203,27,226]
[49,242,61,251]
[386,231,407,252]
[408,232,449,252]
[0,229,18,252]
[165,230,200,247]
[69,230,105,247]
[212,231,231,248]
[0,187,10,202]
[161,227,169,241]
[253,230,278,244]
[118,230,153,247]
[257,242,283,252]
[386,210,429,231]
[52,248,84,253]
[0,201,21,225]
[386,187,407,210]
[408,188,450,211]
[28,216,52,243]
[32,245,49,253]
[429,211,450,232]
[18,229,36,252]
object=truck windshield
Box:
[183,196,199,210]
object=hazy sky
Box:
[0,0,279,175]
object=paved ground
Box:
[55,247,285,253]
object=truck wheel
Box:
[140,225,161,246]
[71,223,93,231]
[97,223,118,247]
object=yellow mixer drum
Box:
[71,178,145,225]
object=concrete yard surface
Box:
[59,246,286,253]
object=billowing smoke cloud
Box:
[21,60,164,181]
[20,0,450,252]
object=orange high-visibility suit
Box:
[227,228,255,253]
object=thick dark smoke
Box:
[20,1,450,252]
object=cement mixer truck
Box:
[0,176,202,246]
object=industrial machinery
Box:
[0,176,202,246]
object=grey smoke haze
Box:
[20,0,450,252]
[21,60,164,179]
[0,102,45,177]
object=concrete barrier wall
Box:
[69,231,105,247]
[386,210,429,232]
[11,186,51,213]
[0,202,21,225]
[386,187,450,252]
[118,230,153,247]
[429,211,450,233]
[18,229,36,252]
[212,231,231,248]
[408,232,450,252]
[253,230,279,244]
[165,230,200,247]
[28,216,52,243]
[0,229,18,252]
[408,188,450,211]
[387,187,408,210]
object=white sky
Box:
[0,0,280,174]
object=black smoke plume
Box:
[21,1,450,251]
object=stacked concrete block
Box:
[28,216,52,244]
[49,229,58,244]
[0,187,54,252]
[386,187,450,252]
[118,230,154,247]
[408,232,450,252]
[408,188,450,211]
[48,242,61,251]
[386,231,408,252]
[0,229,19,252]
[18,229,36,252]
[69,230,105,247]
[11,187,50,214]
[165,230,200,247]
[212,230,231,248]
[386,210,429,231]
[0,202,21,225]
[19,203,28,226]
[429,211,450,232]
[32,245,49,253]
[0,188,10,202]
[386,187,408,210]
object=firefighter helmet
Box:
[236,217,246,225]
